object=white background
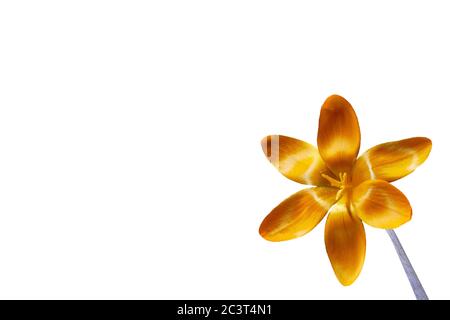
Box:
[0,1,448,299]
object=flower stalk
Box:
[386,229,428,300]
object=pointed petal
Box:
[351,180,412,229]
[260,187,337,242]
[317,95,361,175]
[261,135,333,186]
[352,137,432,185]
[325,198,366,286]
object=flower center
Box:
[321,172,351,200]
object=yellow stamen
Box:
[322,172,350,201]
[321,173,341,188]
[341,172,348,186]
[336,188,345,201]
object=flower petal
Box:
[325,198,366,286]
[351,180,412,229]
[261,135,333,186]
[317,95,361,175]
[260,187,337,242]
[352,137,432,185]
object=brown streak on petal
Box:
[325,198,366,286]
[351,180,412,229]
[352,137,432,185]
[259,187,337,242]
[261,135,333,186]
[317,95,361,175]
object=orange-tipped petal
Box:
[261,135,334,186]
[352,137,432,185]
[351,180,412,229]
[260,187,337,242]
[325,198,366,286]
[317,95,361,175]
